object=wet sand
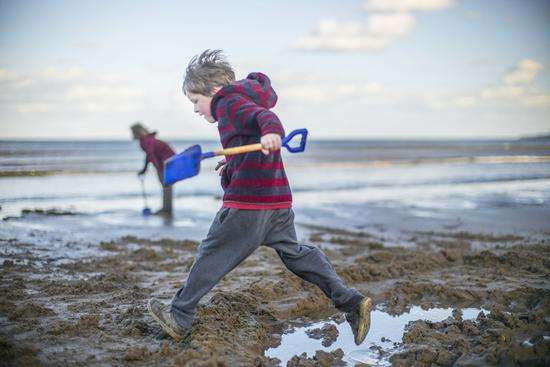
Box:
[1,226,549,366]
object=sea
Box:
[1,138,549,260]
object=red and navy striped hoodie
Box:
[210,72,292,210]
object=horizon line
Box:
[1,133,549,143]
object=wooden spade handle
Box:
[214,143,263,157]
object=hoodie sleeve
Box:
[214,93,285,138]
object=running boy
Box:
[131,122,175,216]
[148,50,373,345]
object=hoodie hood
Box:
[211,72,278,120]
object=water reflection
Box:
[265,306,486,366]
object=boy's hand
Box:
[261,134,282,155]
[215,159,226,176]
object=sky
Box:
[0,0,549,140]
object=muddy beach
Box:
[1,224,548,366]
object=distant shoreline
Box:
[1,136,549,143]
[517,133,550,142]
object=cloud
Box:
[15,103,53,114]
[0,67,146,115]
[40,67,85,81]
[334,82,384,96]
[65,84,144,113]
[521,94,550,108]
[368,12,416,36]
[429,59,548,110]
[480,59,546,106]
[453,96,477,108]
[424,94,478,110]
[362,0,454,12]
[481,85,525,100]
[296,0,452,52]
[295,13,415,51]
[503,59,543,85]
[280,81,384,104]
[0,69,10,80]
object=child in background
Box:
[147,50,373,345]
[131,122,175,216]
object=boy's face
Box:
[187,92,216,123]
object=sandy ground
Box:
[1,224,549,366]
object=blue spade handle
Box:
[282,128,308,153]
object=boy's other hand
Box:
[215,159,226,176]
[261,134,282,155]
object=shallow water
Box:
[265,306,486,366]
[2,139,550,262]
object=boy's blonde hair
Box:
[182,49,235,96]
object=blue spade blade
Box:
[142,207,152,216]
[164,144,203,185]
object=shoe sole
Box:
[355,297,373,345]
[147,299,183,342]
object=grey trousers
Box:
[171,208,363,329]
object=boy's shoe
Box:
[147,298,186,341]
[345,296,373,345]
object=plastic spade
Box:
[164,128,308,185]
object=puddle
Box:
[265,306,486,366]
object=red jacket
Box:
[139,133,175,172]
